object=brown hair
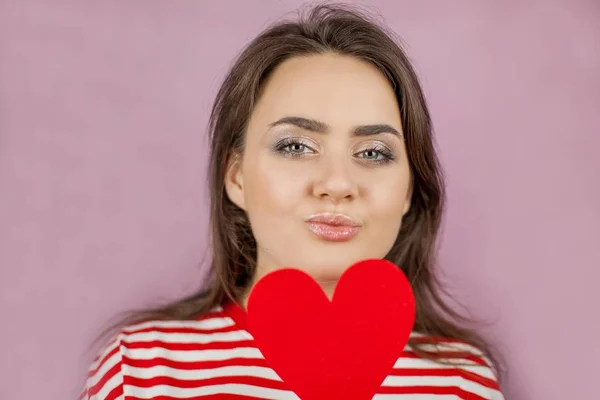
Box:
[94,2,503,379]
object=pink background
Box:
[1,1,598,399]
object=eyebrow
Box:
[267,116,402,138]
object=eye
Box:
[286,143,310,154]
[273,137,316,157]
[360,150,384,160]
[355,145,395,164]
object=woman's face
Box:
[225,53,412,288]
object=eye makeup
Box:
[272,135,318,158]
[353,141,396,164]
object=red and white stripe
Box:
[80,306,504,400]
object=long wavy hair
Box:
[94,3,503,379]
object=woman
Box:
[82,4,505,399]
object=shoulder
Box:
[80,332,125,400]
[81,307,244,399]
[397,332,505,399]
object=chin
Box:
[301,264,346,279]
[294,256,364,281]
[266,245,386,280]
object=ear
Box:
[224,152,246,210]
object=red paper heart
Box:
[246,259,416,400]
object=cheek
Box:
[243,155,307,218]
[366,172,411,222]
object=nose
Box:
[311,154,359,203]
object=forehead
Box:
[250,53,402,129]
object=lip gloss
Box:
[304,213,362,242]
[306,222,360,242]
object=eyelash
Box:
[273,137,396,164]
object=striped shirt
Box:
[81,303,504,399]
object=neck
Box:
[240,268,339,308]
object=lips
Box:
[305,213,361,242]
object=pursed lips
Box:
[304,213,361,242]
